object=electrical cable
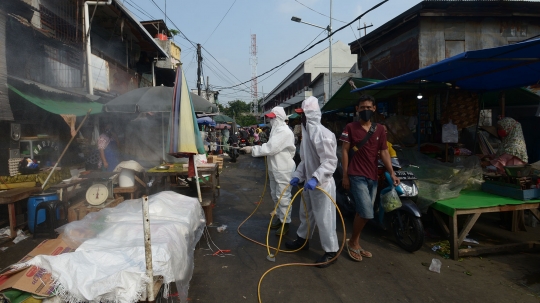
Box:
[294,0,347,23]
[124,0,154,20]
[215,28,327,105]
[202,0,237,46]
[348,24,388,80]
[215,0,390,90]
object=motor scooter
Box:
[334,149,424,252]
[238,138,248,154]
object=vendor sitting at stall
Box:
[483,117,528,174]
[86,123,120,171]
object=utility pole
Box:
[197,43,202,96]
[358,22,373,36]
[206,76,210,101]
[328,0,332,105]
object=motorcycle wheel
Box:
[230,151,237,162]
[391,210,424,252]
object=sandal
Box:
[346,239,362,262]
[359,249,372,258]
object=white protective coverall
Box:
[292,96,339,253]
[252,107,296,223]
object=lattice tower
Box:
[250,34,258,114]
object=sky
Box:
[124,0,426,104]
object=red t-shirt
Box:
[340,122,387,180]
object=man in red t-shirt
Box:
[340,95,400,262]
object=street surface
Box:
[0,155,539,302]
[189,155,540,303]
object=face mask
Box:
[358,110,374,122]
[301,114,307,128]
[269,119,276,127]
[498,129,507,138]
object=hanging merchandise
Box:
[442,120,458,143]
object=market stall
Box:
[431,190,540,260]
[325,38,540,257]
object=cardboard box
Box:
[207,156,223,169]
[0,238,76,296]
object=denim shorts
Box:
[349,176,378,219]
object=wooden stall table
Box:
[431,190,540,260]
[113,175,147,200]
[0,187,42,238]
[49,178,91,202]
[68,196,124,222]
[147,163,220,225]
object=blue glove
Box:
[290,177,300,186]
[304,177,318,190]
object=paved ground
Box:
[1,154,539,302]
[189,155,540,303]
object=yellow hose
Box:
[258,186,346,303]
[237,157,310,253]
[235,156,346,303]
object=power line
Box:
[201,46,252,92]
[215,0,390,90]
[202,0,237,46]
[124,0,154,20]
[295,0,346,23]
[146,0,248,92]
[147,0,198,49]
[348,22,388,79]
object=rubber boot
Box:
[270,219,282,230]
[285,235,309,250]
[315,252,337,268]
[275,223,289,236]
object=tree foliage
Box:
[220,100,259,126]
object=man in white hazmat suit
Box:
[251,107,296,236]
[286,96,339,268]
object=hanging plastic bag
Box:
[442,119,458,143]
[380,171,402,212]
[381,186,402,212]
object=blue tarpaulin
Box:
[352,38,540,93]
[197,116,216,126]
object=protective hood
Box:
[301,96,322,138]
[301,96,321,126]
[269,107,287,136]
[292,96,337,187]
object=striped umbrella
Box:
[168,66,205,202]
[169,66,205,156]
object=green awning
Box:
[213,114,235,123]
[322,77,540,112]
[287,113,300,119]
[9,85,102,116]
[322,78,448,112]
[481,87,540,107]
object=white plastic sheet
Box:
[20,191,205,303]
